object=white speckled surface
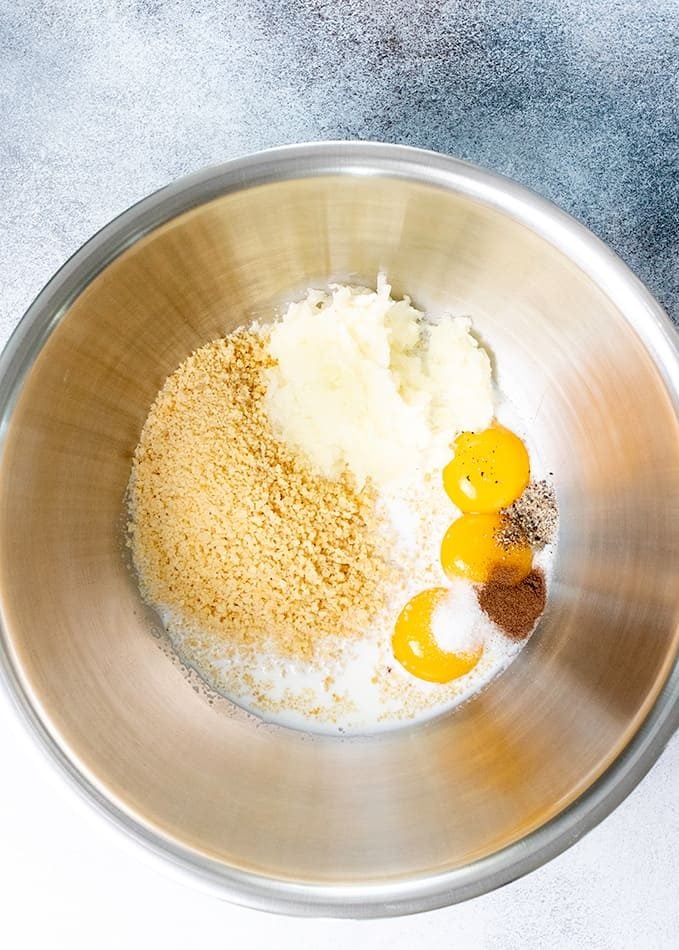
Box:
[1,1,677,945]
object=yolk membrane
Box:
[443,425,530,513]
[392,587,483,684]
[440,512,532,584]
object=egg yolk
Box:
[392,587,483,684]
[443,425,530,513]
[440,512,532,584]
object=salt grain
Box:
[430,580,485,655]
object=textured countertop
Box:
[1,2,677,947]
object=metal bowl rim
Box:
[0,140,677,918]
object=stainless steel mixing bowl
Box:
[1,143,677,917]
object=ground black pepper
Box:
[497,479,557,550]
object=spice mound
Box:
[128,331,389,661]
[477,567,546,640]
[497,479,558,550]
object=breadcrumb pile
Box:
[128,331,390,661]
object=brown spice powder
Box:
[128,330,390,661]
[477,567,546,640]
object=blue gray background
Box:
[1,0,678,334]
[0,3,678,948]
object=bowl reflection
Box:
[0,143,677,917]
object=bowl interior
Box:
[1,168,678,893]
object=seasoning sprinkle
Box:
[497,479,558,550]
[477,567,546,640]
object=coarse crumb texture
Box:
[128,330,391,661]
[158,472,526,732]
[265,278,493,488]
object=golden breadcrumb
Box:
[128,330,389,661]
